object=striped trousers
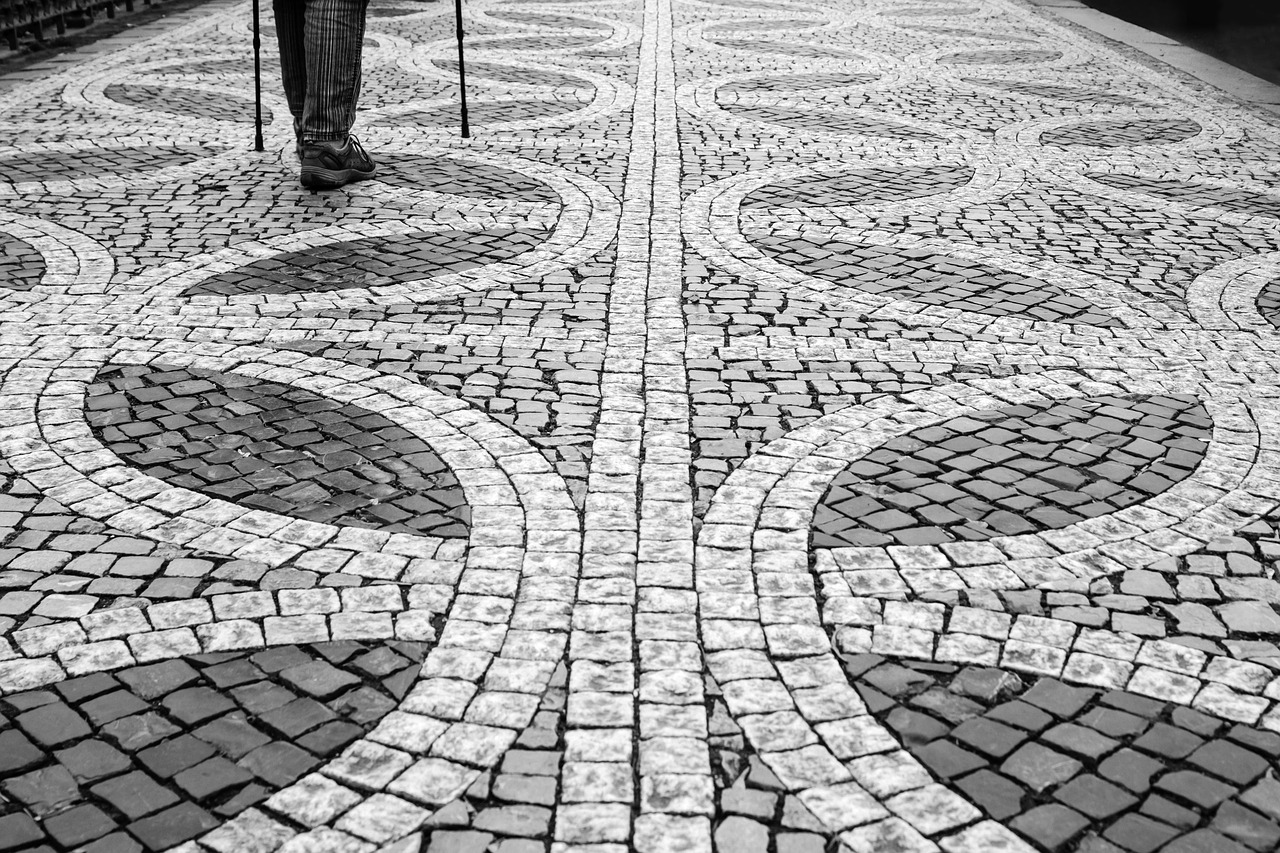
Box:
[272,0,368,143]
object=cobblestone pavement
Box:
[3,0,1280,850]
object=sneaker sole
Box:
[300,165,376,190]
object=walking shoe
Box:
[299,136,376,190]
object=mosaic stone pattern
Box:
[814,394,1210,547]
[845,656,1280,853]
[741,165,975,208]
[1041,118,1204,148]
[719,103,939,138]
[3,0,1280,850]
[182,228,548,296]
[716,72,879,95]
[1087,172,1280,219]
[371,100,585,127]
[940,48,1063,65]
[752,235,1120,324]
[102,85,271,125]
[371,155,559,201]
[0,235,44,290]
[85,366,472,538]
[965,78,1151,107]
[0,641,426,852]
[0,146,225,185]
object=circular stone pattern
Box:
[742,165,974,208]
[720,103,937,139]
[812,394,1209,548]
[181,227,549,296]
[1086,173,1280,220]
[0,145,227,185]
[843,655,1280,853]
[0,640,427,853]
[716,72,879,95]
[373,155,559,202]
[0,234,45,291]
[963,78,1149,108]
[1041,118,1202,148]
[103,85,272,125]
[750,235,1118,324]
[432,59,587,89]
[86,365,472,538]
[940,49,1063,65]
[371,100,583,127]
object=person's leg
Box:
[301,0,367,141]
[272,0,307,130]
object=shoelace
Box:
[346,135,371,165]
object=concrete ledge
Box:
[1042,3,1280,110]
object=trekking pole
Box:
[454,0,469,138]
[252,0,264,151]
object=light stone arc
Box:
[1185,251,1280,333]
[695,374,1280,841]
[686,159,1179,331]
[0,343,567,576]
[0,209,116,295]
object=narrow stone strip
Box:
[634,0,715,850]
[554,0,659,846]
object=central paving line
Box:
[557,0,713,849]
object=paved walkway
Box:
[3,0,1280,851]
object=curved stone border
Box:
[694,373,1280,847]
[685,158,1186,332]
[0,209,116,295]
[1185,251,1280,332]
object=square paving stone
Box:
[913,739,988,779]
[1161,829,1252,853]
[116,661,201,700]
[173,755,254,800]
[1188,740,1269,784]
[1042,723,1119,759]
[56,739,132,782]
[1104,813,1182,853]
[1155,770,1237,809]
[238,741,318,786]
[1022,680,1096,717]
[4,765,81,816]
[0,728,45,773]
[0,812,45,850]
[258,696,336,737]
[987,700,1054,732]
[296,720,365,756]
[1097,748,1164,793]
[1141,794,1200,828]
[951,717,1026,758]
[81,691,151,726]
[1009,803,1090,851]
[91,770,180,819]
[44,803,118,847]
[162,687,236,724]
[1078,706,1149,738]
[127,801,219,851]
[1212,800,1280,851]
[56,673,120,704]
[139,734,217,778]
[17,702,91,746]
[279,660,362,699]
[1053,774,1138,819]
[955,768,1025,820]
[193,712,271,759]
[229,681,296,714]
[1000,742,1082,792]
[1134,723,1203,759]
[103,713,182,752]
